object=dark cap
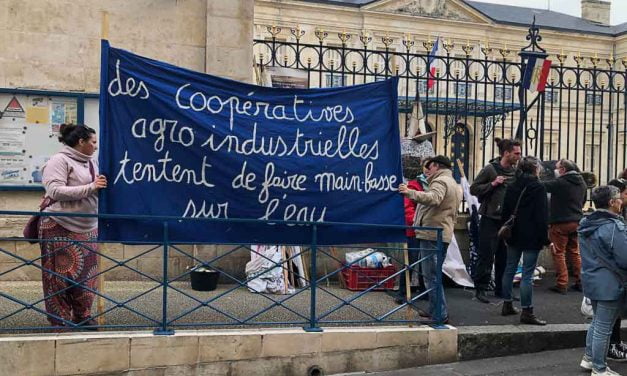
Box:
[426,155,452,169]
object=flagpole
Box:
[517,16,548,153]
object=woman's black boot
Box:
[501,301,519,316]
[520,307,546,325]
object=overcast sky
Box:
[470,0,627,25]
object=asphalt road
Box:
[354,348,627,376]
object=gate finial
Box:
[522,15,546,53]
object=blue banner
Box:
[98,41,404,244]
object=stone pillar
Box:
[206,0,254,83]
[581,0,610,26]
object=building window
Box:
[325,74,345,88]
[545,90,559,104]
[454,82,473,97]
[418,80,435,95]
[264,37,288,65]
[542,142,558,161]
[586,93,602,106]
[494,87,513,101]
[584,143,600,170]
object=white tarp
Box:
[246,245,291,294]
[443,235,474,288]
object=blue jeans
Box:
[419,240,448,321]
[586,300,621,372]
[501,246,540,308]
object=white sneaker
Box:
[581,354,593,370]
[592,366,622,375]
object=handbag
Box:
[581,297,593,319]
[22,160,94,243]
[497,186,528,241]
[23,196,56,243]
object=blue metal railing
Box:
[0,210,445,334]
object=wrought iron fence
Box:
[0,210,445,334]
[253,25,627,186]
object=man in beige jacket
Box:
[399,155,462,322]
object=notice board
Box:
[0,93,99,187]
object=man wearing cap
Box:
[396,101,436,305]
[399,155,462,322]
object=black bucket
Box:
[190,270,219,291]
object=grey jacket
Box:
[579,210,627,301]
[469,159,516,220]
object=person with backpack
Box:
[470,138,521,303]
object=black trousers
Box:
[611,316,621,344]
[472,216,507,295]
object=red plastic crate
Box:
[342,265,396,291]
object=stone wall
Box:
[0,326,457,376]
[0,0,256,282]
[0,0,209,91]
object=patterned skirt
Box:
[38,217,99,326]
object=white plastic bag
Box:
[345,249,390,268]
[581,297,593,319]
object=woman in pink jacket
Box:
[40,123,107,329]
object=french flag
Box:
[522,56,551,93]
[427,37,444,90]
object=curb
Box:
[458,321,627,361]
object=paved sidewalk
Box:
[442,274,587,326]
[352,348,627,375]
[0,273,588,331]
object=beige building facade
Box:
[254,0,627,183]
[0,0,624,280]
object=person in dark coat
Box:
[542,159,587,294]
[500,156,549,325]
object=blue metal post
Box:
[154,221,174,335]
[304,224,322,332]
[433,229,446,329]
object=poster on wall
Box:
[0,155,26,183]
[0,127,26,155]
[26,96,50,124]
[29,156,50,184]
[2,97,26,118]
[50,100,77,135]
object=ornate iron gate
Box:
[253,23,627,184]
